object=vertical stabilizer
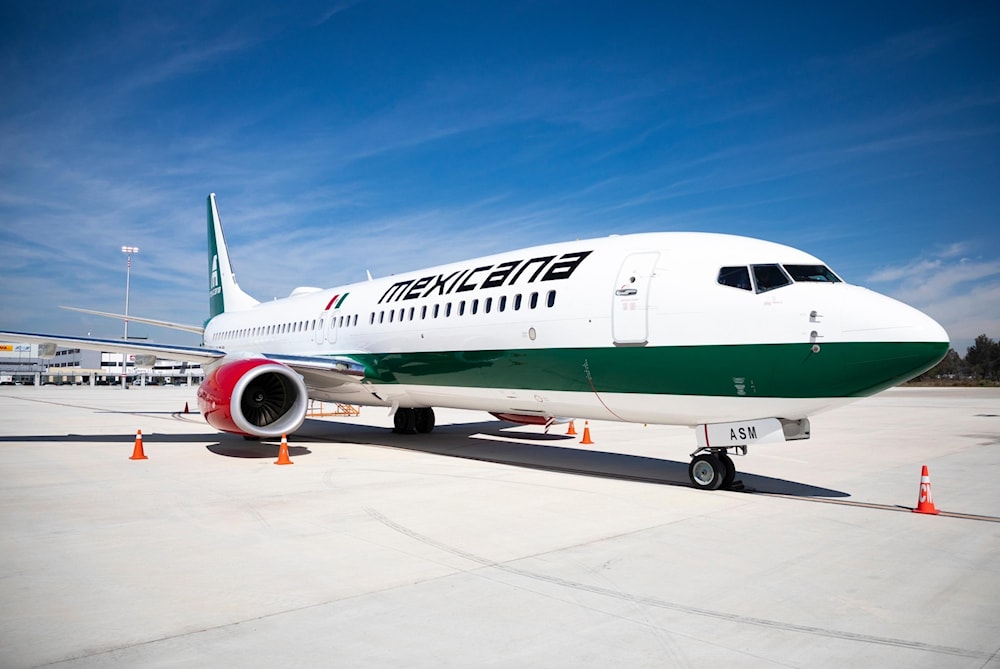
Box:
[208,194,259,317]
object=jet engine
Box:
[197,358,308,437]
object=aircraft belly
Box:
[365,385,856,425]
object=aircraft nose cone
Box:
[842,287,949,345]
[839,287,949,385]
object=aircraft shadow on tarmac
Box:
[0,432,221,445]
[0,420,847,497]
[286,418,849,498]
[0,432,317,459]
[207,441,313,459]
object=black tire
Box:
[393,408,416,434]
[718,452,736,489]
[415,408,436,434]
[688,454,725,490]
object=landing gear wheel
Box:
[688,453,726,490]
[393,408,416,434]
[718,453,736,489]
[414,408,435,434]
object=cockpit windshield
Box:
[782,265,841,282]
[752,264,791,292]
[718,263,841,293]
[717,266,752,291]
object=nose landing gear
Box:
[688,446,745,490]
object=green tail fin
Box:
[207,194,259,318]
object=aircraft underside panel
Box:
[308,383,859,426]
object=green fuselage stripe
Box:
[346,341,948,399]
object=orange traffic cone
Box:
[566,420,577,436]
[274,434,293,465]
[913,465,939,515]
[579,421,594,445]
[183,402,190,414]
[129,429,147,460]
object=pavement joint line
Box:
[363,506,993,661]
[744,490,1000,522]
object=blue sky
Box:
[1,1,998,353]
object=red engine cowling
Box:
[197,358,308,437]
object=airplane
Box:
[1,194,949,490]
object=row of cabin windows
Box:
[216,315,360,341]
[370,290,557,325]
[213,289,558,341]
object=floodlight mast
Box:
[120,246,139,387]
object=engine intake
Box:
[197,358,308,437]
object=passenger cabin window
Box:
[783,265,841,283]
[752,264,792,293]
[718,266,752,291]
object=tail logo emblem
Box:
[210,255,221,296]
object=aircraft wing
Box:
[2,329,373,389]
[0,330,223,365]
[265,353,373,390]
[59,306,205,335]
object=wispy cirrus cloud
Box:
[867,243,1000,352]
[1,4,997,351]
[314,1,363,27]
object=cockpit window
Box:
[718,266,752,291]
[783,264,841,283]
[752,264,792,293]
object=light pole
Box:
[121,246,139,387]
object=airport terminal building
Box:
[0,342,202,386]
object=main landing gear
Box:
[688,446,746,491]
[392,407,436,434]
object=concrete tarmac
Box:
[0,386,997,668]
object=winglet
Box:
[208,194,259,317]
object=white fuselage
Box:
[201,232,948,426]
